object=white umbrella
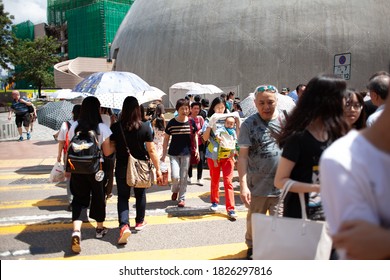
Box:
[171,82,223,95]
[170,82,204,91]
[202,84,224,94]
[110,86,166,108]
[138,86,166,104]
[51,89,82,100]
[169,82,223,106]
[72,71,156,109]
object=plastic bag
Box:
[159,161,169,186]
[49,162,65,183]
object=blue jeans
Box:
[115,163,146,228]
[169,155,190,201]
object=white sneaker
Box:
[228,210,238,221]
[187,177,192,184]
[196,179,204,186]
[210,203,219,211]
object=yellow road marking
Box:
[0,198,65,209]
[0,212,246,235]
[0,190,240,209]
[45,242,247,260]
[0,158,56,168]
[0,174,50,180]
[0,184,65,192]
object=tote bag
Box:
[252,180,332,260]
[120,124,153,188]
[126,153,153,188]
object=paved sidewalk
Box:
[0,112,58,169]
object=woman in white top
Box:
[56,104,81,211]
[67,97,114,254]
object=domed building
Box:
[111,0,390,105]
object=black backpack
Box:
[66,129,102,174]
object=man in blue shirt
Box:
[8,90,32,141]
[287,84,306,103]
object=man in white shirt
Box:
[366,72,389,126]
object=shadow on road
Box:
[211,249,247,260]
[33,140,56,146]
[15,165,52,175]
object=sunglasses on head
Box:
[257,85,277,93]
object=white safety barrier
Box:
[0,123,19,140]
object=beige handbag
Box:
[252,180,332,260]
[120,124,153,188]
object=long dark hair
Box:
[207,97,227,118]
[120,96,142,131]
[152,103,166,130]
[277,74,349,148]
[75,96,102,133]
[72,104,81,121]
[154,103,165,118]
[153,117,165,131]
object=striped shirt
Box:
[165,118,196,156]
[11,97,29,115]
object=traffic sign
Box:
[334,53,351,80]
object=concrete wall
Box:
[111,0,390,105]
[54,57,114,89]
[34,23,46,39]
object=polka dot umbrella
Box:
[72,71,163,109]
[37,101,74,130]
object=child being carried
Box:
[213,116,238,167]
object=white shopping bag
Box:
[49,162,65,183]
[252,180,332,260]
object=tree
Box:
[13,36,60,97]
[0,0,16,70]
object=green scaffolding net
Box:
[47,0,133,59]
[47,0,134,25]
[66,1,132,59]
[13,21,35,40]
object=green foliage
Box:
[0,0,16,70]
[13,36,60,97]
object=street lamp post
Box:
[107,42,112,63]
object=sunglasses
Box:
[257,85,277,93]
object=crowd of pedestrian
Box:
[15,71,388,259]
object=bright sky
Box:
[3,0,47,25]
